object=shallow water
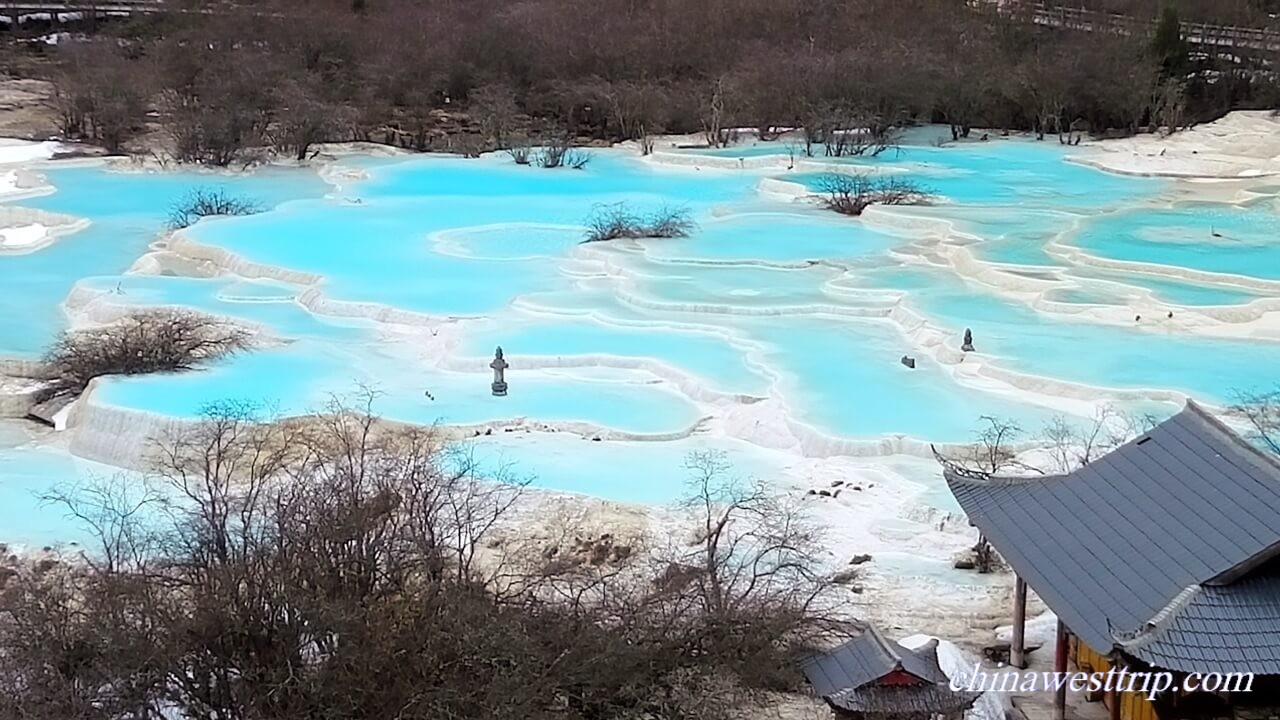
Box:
[1,166,332,357]
[3,134,1280,537]
[1067,202,1280,279]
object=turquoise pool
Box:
[3,132,1279,524]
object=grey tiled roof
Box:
[800,629,947,697]
[801,630,977,715]
[945,401,1280,674]
[1114,569,1280,673]
[826,683,981,715]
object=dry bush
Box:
[40,310,251,401]
[1231,389,1280,457]
[534,137,592,169]
[46,0,1273,159]
[469,83,521,148]
[506,140,533,165]
[801,102,901,158]
[166,187,264,229]
[816,172,933,216]
[583,202,696,243]
[0,397,844,720]
[52,42,153,153]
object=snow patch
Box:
[0,223,48,248]
[995,611,1059,649]
[901,634,1010,720]
[0,139,62,165]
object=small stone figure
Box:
[961,328,975,353]
[900,355,916,369]
[490,346,509,396]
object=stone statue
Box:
[961,328,975,353]
[490,346,509,396]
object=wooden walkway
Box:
[2,0,166,20]
[976,1,1280,52]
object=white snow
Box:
[51,401,75,432]
[995,611,1059,648]
[901,634,1010,720]
[1072,111,1280,178]
[0,140,62,165]
[0,223,48,249]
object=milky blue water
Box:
[1,167,332,357]
[1067,203,1280,279]
[4,133,1280,539]
[1063,269,1264,307]
[0,424,134,548]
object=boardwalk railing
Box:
[975,1,1280,52]
[2,0,167,19]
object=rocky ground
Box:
[0,77,57,140]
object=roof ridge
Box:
[865,626,906,667]
[1183,398,1280,479]
[1109,584,1202,650]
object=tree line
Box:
[0,394,844,719]
[40,0,1280,164]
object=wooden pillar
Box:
[1011,575,1028,668]
[1054,619,1069,720]
[1108,686,1122,720]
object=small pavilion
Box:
[944,401,1280,720]
[800,627,981,720]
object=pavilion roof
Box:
[945,401,1280,674]
[801,629,979,715]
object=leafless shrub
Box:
[801,103,901,158]
[583,202,696,243]
[0,399,844,720]
[1039,405,1135,473]
[973,538,1001,574]
[1230,389,1280,457]
[816,172,933,216]
[40,309,252,401]
[938,416,1035,574]
[942,416,1034,478]
[506,140,532,165]
[534,137,591,169]
[270,77,349,161]
[166,187,264,229]
[469,83,521,148]
[941,408,1151,573]
[52,42,153,154]
[159,81,272,167]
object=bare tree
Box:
[801,100,900,158]
[1231,389,1280,457]
[675,452,837,636]
[937,416,1037,573]
[506,139,533,165]
[271,76,348,161]
[816,173,933,216]
[2,400,844,720]
[583,202,696,242]
[701,77,737,148]
[41,310,252,401]
[167,188,264,229]
[469,83,522,148]
[1039,405,1136,473]
[533,137,592,169]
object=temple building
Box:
[800,627,981,720]
[945,401,1280,720]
